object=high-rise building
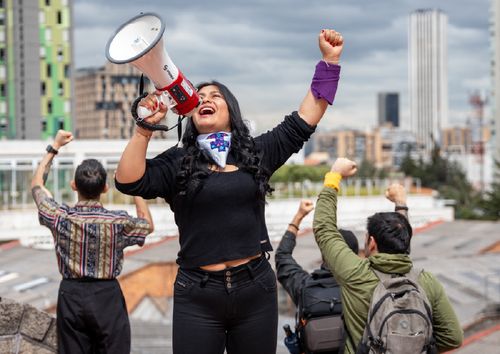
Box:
[0,0,73,139]
[409,9,448,154]
[377,92,400,127]
[492,0,500,161]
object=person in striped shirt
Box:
[31,129,154,354]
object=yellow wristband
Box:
[324,172,342,191]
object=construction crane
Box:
[469,92,487,192]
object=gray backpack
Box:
[356,268,437,354]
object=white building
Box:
[409,9,449,155]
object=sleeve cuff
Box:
[324,172,342,191]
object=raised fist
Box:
[319,29,344,63]
[331,157,357,177]
[53,130,73,149]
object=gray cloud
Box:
[73,0,492,132]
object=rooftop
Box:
[0,218,499,353]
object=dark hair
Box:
[367,212,412,254]
[339,229,359,254]
[74,159,107,200]
[176,81,273,199]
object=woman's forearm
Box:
[115,128,151,183]
[298,89,329,126]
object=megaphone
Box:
[105,12,201,125]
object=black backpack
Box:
[297,271,345,354]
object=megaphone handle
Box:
[136,94,161,119]
[131,92,174,132]
[137,91,177,119]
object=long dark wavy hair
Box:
[176,81,273,200]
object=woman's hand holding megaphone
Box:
[137,91,168,124]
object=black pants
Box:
[56,278,131,354]
[173,255,278,354]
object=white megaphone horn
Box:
[105,12,201,121]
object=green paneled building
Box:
[0,0,73,139]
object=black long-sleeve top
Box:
[275,230,336,306]
[116,111,315,268]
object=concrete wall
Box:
[0,298,57,353]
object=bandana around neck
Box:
[196,132,232,168]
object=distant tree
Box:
[398,142,483,219]
[270,165,329,183]
[480,159,500,220]
[400,149,419,177]
[357,159,377,178]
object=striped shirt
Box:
[32,186,151,279]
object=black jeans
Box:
[173,255,278,354]
[56,278,131,354]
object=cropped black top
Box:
[115,111,316,268]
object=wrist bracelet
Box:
[395,205,408,211]
[288,223,299,231]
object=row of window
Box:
[41,118,65,132]
[39,10,64,26]
[45,63,71,79]
[40,81,66,96]
[42,27,70,43]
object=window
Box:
[64,64,70,78]
[47,100,52,114]
[58,82,63,96]
[41,119,47,131]
[57,11,62,24]
[46,63,51,77]
[45,28,51,41]
[0,83,5,96]
[58,119,64,130]
[40,47,45,58]
[41,82,46,95]
[39,11,45,24]
[57,47,63,61]
[0,48,4,61]
[45,0,50,6]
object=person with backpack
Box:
[275,199,359,354]
[313,157,463,354]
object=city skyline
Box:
[73,0,491,134]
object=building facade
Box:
[409,9,448,155]
[307,130,379,165]
[377,92,400,127]
[0,0,73,139]
[74,62,167,139]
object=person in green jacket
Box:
[313,157,463,354]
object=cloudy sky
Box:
[73,0,492,133]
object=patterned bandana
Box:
[196,132,232,168]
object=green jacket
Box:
[313,187,463,354]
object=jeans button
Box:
[226,277,231,282]
[227,283,232,288]
[225,271,231,276]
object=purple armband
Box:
[310,61,341,105]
